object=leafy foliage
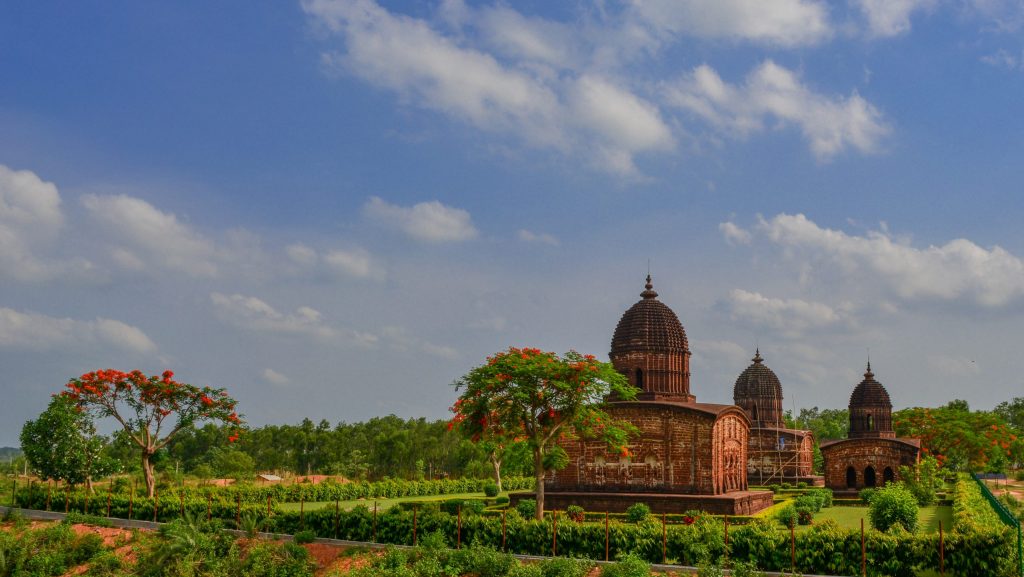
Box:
[20,395,118,489]
[868,482,919,532]
[894,400,1021,472]
[452,347,636,519]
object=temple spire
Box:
[641,274,658,299]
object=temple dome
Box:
[848,362,895,439]
[733,350,784,428]
[611,275,689,356]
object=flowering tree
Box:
[20,394,117,493]
[63,369,242,497]
[451,347,636,519]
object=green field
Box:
[794,505,953,533]
[277,490,493,512]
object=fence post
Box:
[662,512,667,564]
[128,485,134,520]
[861,518,866,577]
[413,506,418,547]
[267,495,271,518]
[107,484,112,518]
[501,509,506,552]
[235,494,241,527]
[552,510,558,557]
[179,491,184,518]
[65,487,70,513]
[458,505,462,550]
[724,515,729,568]
[939,519,944,575]
[790,522,796,573]
[154,487,159,522]
[605,512,610,562]
[300,496,305,530]
[334,499,340,540]
[10,480,14,508]
[84,489,90,515]
[46,481,52,511]
[373,502,378,543]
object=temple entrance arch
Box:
[883,467,895,485]
[864,466,876,487]
[846,466,857,488]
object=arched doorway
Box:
[883,467,895,485]
[635,368,644,389]
[864,466,876,487]
[846,466,857,488]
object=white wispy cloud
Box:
[0,308,156,353]
[665,60,890,160]
[735,213,1024,308]
[517,229,559,246]
[83,194,220,277]
[324,247,376,278]
[628,0,833,47]
[855,0,936,37]
[262,368,291,386]
[363,196,478,242]
[719,222,752,245]
[210,292,339,339]
[0,165,93,282]
[720,289,851,337]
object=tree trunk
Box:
[142,450,156,498]
[86,476,94,495]
[533,447,545,521]
[489,450,503,493]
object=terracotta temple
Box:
[543,276,774,515]
[733,351,820,486]
[819,364,920,491]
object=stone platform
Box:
[514,490,774,516]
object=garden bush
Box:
[495,495,510,505]
[775,504,797,528]
[484,482,500,497]
[868,482,918,532]
[565,505,585,523]
[859,487,877,504]
[516,499,537,519]
[293,529,316,544]
[599,553,649,577]
[624,503,650,523]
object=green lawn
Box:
[794,505,952,533]
[277,491,492,512]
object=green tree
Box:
[898,455,941,506]
[20,395,118,492]
[895,401,1016,472]
[451,347,637,519]
[63,369,242,497]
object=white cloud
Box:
[855,0,935,37]
[629,0,833,47]
[721,289,849,336]
[0,308,156,353]
[981,48,1024,70]
[286,243,318,266]
[753,213,1024,307]
[262,368,291,386]
[719,222,752,245]
[363,196,478,242]
[324,247,375,278]
[82,194,220,277]
[303,0,679,175]
[0,165,93,282]
[665,61,890,160]
[517,229,559,246]
[210,292,337,339]
[378,326,460,359]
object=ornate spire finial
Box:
[641,274,658,299]
[865,360,874,379]
[753,348,763,363]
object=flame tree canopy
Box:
[451,347,637,519]
[62,369,242,497]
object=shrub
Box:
[793,495,821,513]
[730,559,766,577]
[293,529,316,544]
[496,495,510,505]
[780,483,792,489]
[767,484,781,494]
[516,499,537,519]
[462,500,486,516]
[859,487,877,504]
[797,509,814,526]
[484,483,500,497]
[625,503,650,523]
[775,504,797,528]
[1015,470,1024,482]
[600,553,650,577]
[796,482,808,490]
[808,488,832,508]
[868,483,919,532]
[565,505,585,523]
[537,557,592,577]
[508,563,544,577]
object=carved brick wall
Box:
[820,438,919,491]
[547,403,749,496]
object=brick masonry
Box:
[746,427,815,484]
[820,437,920,490]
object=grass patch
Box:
[277,491,492,512]
[794,505,952,533]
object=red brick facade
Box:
[820,437,920,490]
[547,402,749,495]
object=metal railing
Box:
[972,473,1023,577]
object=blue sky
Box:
[2,0,1024,445]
